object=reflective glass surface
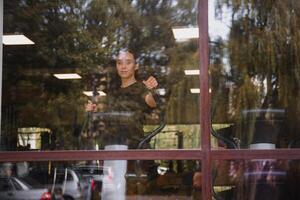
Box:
[212,159,300,200]
[1,0,200,150]
[209,0,300,149]
[0,160,201,199]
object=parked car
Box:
[0,176,51,200]
[72,165,104,199]
[51,168,91,200]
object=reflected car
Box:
[0,176,50,200]
[72,166,105,199]
[52,168,91,200]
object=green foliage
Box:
[213,0,300,141]
[2,0,199,150]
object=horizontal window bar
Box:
[0,150,203,162]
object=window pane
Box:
[0,160,201,199]
[2,0,200,151]
[212,159,300,200]
[209,0,300,149]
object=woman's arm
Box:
[142,76,158,108]
[145,92,157,108]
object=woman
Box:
[87,50,158,199]
[86,50,158,148]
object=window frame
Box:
[0,0,3,136]
[1,0,300,199]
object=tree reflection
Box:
[2,0,199,150]
[211,0,300,148]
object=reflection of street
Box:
[243,160,286,200]
[0,163,51,200]
[216,160,288,200]
[0,160,202,199]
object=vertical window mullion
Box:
[0,0,3,145]
[199,0,212,199]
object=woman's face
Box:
[116,51,138,79]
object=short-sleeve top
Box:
[101,82,152,148]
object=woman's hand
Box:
[85,100,97,112]
[143,76,158,89]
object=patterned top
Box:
[100,82,152,148]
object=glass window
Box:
[3,0,300,199]
[2,0,200,151]
[0,160,201,199]
[212,159,300,200]
[209,0,300,149]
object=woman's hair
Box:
[118,48,137,61]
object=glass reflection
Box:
[213,159,300,200]
[2,0,199,151]
[0,160,200,199]
[209,0,300,149]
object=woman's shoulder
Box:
[133,81,146,89]
[110,81,149,98]
[125,81,147,92]
[135,81,151,95]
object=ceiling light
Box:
[83,91,106,97]
[190,88,212,93]
[3,35,34,45]
[172,27,199,41]
[190,88,200,93]
[54,73,82,79]
[184,70,200,75]
[156,88,166,96]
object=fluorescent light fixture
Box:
[184,69,200,75]
[3,35,35,45]
[172,27,199,41]
[54,73,82,79]
[156,88,166,96]
[83,91,106,97]
[190,88,200,93]
[190,88,212,94]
